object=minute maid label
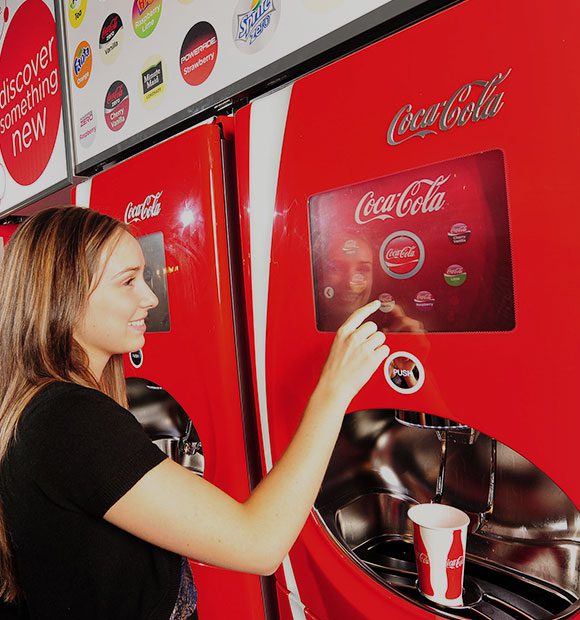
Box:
[141,56,166,109]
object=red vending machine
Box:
[72,123,270,620]
[0,221,20,262]
[235,0,580,618]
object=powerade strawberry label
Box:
[104,81,129,132]
[309,150,515,333]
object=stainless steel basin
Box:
[315,410,580,619]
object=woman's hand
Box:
[317,299,390,405]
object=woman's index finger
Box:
[340,299,381,333]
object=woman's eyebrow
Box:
[112,266,140,279]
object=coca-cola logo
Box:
[446,555,465,570]
[380,231,424,279]
[101,16,119,42]
[418,552,430,565]
[355,175,449,225]
[415,291,434,303]
[387,69,511,146]
[124,191,162,224]
[446,264,464,276]
[106,85,125,107]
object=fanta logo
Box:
[73,47,90,75]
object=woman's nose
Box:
[142,284,159,309]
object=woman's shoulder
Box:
[20,381,126,435]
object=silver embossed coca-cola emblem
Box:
[355,175,449,225]
[124,191,162,224]
[387,69,511,146]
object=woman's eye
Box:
[124,277,136,286]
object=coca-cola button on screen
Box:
[380,230,425,279]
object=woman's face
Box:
[74,231,158,376]
[321,236,373,323]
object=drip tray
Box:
[355,537,578,619]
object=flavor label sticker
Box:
[384,351,425,394]
[104,80,129,132]
[78,109,96,148]
[379,293,395,313]
[72,41,92,89]
[132,0,162,39]
[141,56,166,108]
[380,230,425,279]
[233,0,280,54]
[180,22,218,86]
[68,0,87,28]
[414,290,435,310]
[99,13,123,65]
[448,222,471,245]
[444,264,467,287]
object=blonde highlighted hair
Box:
[0,206,128,602]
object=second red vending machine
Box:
[73,123,271,620]
[235,0,580,618]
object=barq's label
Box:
[387,70,511,146]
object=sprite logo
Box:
[236,0,276,45]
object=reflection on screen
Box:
[137,231,170,333]
[309,150,515,333]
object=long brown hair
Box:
[0,206,128,602]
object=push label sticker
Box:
[233,0,280,54]
[99,13,123,65]
[104,80,129,132]
[72,41,92,89]
[132,0,162,39]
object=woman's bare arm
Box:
[104,300,388,575]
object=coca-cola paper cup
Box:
[408,503,469,607]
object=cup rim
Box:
[408,502,470,530]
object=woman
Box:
[0,207,388,619]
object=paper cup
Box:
[408,503,469,607]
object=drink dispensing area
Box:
[0,0,579,618]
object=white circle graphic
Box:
[384,351,425,395]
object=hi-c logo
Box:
[387,69,511,146]
[124,191,162,224]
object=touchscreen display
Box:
[138,231,170,333]
[309,150,515,333]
